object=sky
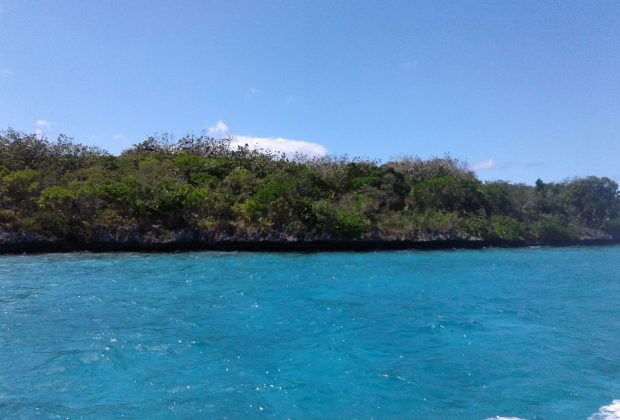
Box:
[0,1,619,184]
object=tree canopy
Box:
[1,129,618,244]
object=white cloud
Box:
[35,119,50,129]
[0,68,12,77]
[244,87,258,100]
[469,159,496,171]
[34,119,51,138]
[205,120,326,158]
[402,60,418,71]
[208,120,229,137]
[230,135,327,158]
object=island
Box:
[1,129,618,253]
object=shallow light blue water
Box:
[1,247,620,419]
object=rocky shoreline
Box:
[0,228,617,254]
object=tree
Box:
[564,177,619,228]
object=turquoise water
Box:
[1,247,619,419]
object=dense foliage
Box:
[1,129,619,243]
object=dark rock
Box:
[0,227,618,254]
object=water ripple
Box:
[0,247,619,418]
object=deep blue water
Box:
[1,247,620,419]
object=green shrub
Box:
[335,214,367,239]
[535,217,579,242]
[417,211,460,233]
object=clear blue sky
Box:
[1,1,619,184]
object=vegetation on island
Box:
[1,128,619,247]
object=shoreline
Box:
[1,238,618,254]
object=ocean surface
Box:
[1,247,619,419]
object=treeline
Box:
[1,128,619,244]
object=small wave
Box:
[484,417,526,420]
[589,400,620,420]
